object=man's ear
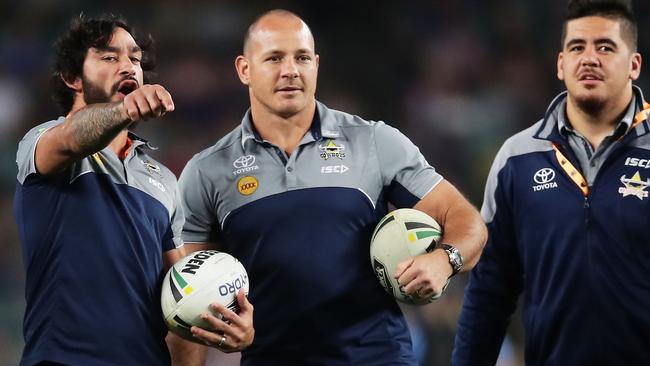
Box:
[235,56,250,86]
[61,72,82,92]
[630,52,642,81]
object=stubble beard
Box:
[574,92,607,117]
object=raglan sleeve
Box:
[163,180,185,251]
[178,156,220,244]
[16,119,63,183]
[373,121,443,208]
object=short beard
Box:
[81,77,138,129]
[575,95,606,116]
[82,77,114,105]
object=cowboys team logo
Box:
[140,159,162,176]
[618,171,650,200]
[319,140,345,160]
[232,155,259,176]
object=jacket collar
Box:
[534,85,648,142]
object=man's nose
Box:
[119,55,136,76]
[281,58,299,78]
[581,47,600,67]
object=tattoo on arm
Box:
[68,102,131,155]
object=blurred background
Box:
[1,0,649,365]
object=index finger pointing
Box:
[155,86,175,112]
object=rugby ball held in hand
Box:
[161,250,249,341]
[370,208,443,305]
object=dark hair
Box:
[561,0,638,50]
[51,13,155,114]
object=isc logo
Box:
[625,157,650,168]
[148,177,166,192]
[321,165,349,174]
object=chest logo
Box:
[618,171,650,200]
[141,159,162,176]
[624,157,650,169]
[321,165,349,174]
[319,140,346,160]
[232,155,259,176]
[148,177,166,192]
[532,168,558,192]
[237,176,258,196]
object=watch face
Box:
[451,251,463,265]
[445,246,463,272]
[438,244,463,275]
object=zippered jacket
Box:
[452,86,650,365]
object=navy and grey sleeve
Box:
[451,142,524,366]
[178,157,219,243]
[164,181,185,250]
[373,122,442,207]
[16,119,64,183]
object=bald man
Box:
[179,9,486,365]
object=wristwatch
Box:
[437,243,463,277]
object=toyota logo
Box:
[233,155,255,169]
[534,168,555,184]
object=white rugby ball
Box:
[161,250,249,340]
[370,208,444,305]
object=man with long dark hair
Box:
[453,0,650,364]
[13,14,205,365]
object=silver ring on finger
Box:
[218,335,226,347]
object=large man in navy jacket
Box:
[452,0,650,364]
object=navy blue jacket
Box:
[453,86,650,365]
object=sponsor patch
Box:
[624,157,650,169]
[148,177,166,192]
[237,176,258,195]
[321,165,349,174]
[618,171,650,200]
[532,167,558,192]
[232,155,259,176]
[141,159,162,176]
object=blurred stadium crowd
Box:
[1,1,648,365]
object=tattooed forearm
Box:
[68,102,131,155]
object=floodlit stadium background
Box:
[1,1,648,365]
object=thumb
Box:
[237,289,253,313]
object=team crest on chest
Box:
[319,140,346,160]
[618,171,650,200]
[140,159,162,176]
